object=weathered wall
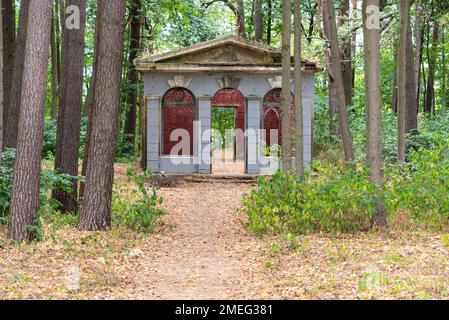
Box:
[144,72,315,174]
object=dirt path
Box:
[125,181,267,299]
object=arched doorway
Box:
[161,87,196,156]
[211,88,245,174]
[262,88,294,155]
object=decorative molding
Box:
[267,76,292,89]
[216,76,241,89]
[167,75,192,88]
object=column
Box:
[246,96,262,174]
[146,95,160,173]
[197,96,212,174]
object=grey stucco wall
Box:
[144,72,315,174]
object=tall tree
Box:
[294,0,303,176]
[0,0,3,156]
[325,0,354,160]
[424,22,439,114]
[52,0,87,213]
[80,2,102,199]
[363,0,387,228]
[405,18,417,132]
[397,0,408,162]
[50,3,59,121]
[266,0,272,44]
[321,0,338,135]
[1,0,14,147]
[236,0,246,39]
[339,0,353,107]
[78,0,126,231]
[8,0,53,241]
[281,0,292,173]
[123,0,142,154]
[254,0,262,42]
[3,0,29,149]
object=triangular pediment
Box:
[158,43,278,65]
[137,36,282,66]
[135,35,320,72]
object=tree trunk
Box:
[325,0,354,160]
[236,0,246,39]
[415,12,423,110]
[8,0,52,242]
[52,0,87,213]
[266,0,272,44]
[424,22,438,114]
[294,0,303,177]
[405,18,417,132]
[254,0,262,42]
[123,0,142,155]
[50,5,59,120]
[322,0,338,135]
[363,0,387,228]
[1,0,14,147]
[0,0,3,156]
[281,0,292,173]
[3,0,29,149]
[80,2,102,199]
[339,0,352,107]
[78,0,126,231]
[397,0,408,162]
[392,51,398,113]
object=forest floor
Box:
[1,164,449,299]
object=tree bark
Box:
[294,0,303,176]
[325,0,354,160]
[1,0,14,147]
[397,0,408,162]
[236,0,246,39]
[52,0,87,213]
[339,0,353,107]
[3,0,29,149]
[123,0,142,155]
[50,5,59,121]
[322,0,338,135]
[80,2,102,199]
[363,0,387,228]
[78,0,126,231]
[8,0,52,242]
[0,0,3,156]
[254,0,262,42]
[405,18,417,132]
[266,0,272,44]
[281,0,292,173]
[415,12,423,110]
[424,22,438,114]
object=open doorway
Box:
[211,107,245,175]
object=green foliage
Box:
[0,148,78,223]
[242,164,376,235]
[385,142,449,230]
[112,169,165,233]
[243,127,449,235]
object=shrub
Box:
[112,168,165,233]
[0,148,76,220]
[242,163,377,235]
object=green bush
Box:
[112,168,165,233]
[0,148,75,220]
[385,142,449,230]
[242,163,377,235]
